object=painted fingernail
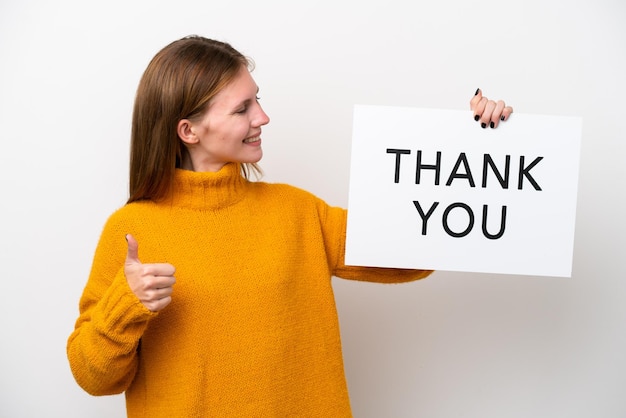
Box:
[474,114,480,121]
[475,88,480,96]
[490,121,495,129]
[481,122,487,129]
[500,115,505,121]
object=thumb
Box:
[125,234,141,265]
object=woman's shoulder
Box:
[102,200,157,228]
[251,181,346,221]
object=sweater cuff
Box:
[92,269,157,339]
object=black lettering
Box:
[518,156,543,190]
[442,203,474,238]
[386,148,411,183]
[416,151,441,185]
[413,201,439,235]
[446,153,475,187]
[482,205,507,239]
[482,154,510,189]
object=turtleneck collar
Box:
[162,163,249,210]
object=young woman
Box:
[67,35,512,417]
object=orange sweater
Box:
[67,163,431,417]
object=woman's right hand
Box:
[124,234,176,312]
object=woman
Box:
[67,35,512,417]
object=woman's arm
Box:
[66,216,158,396]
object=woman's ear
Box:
[177,119,198,145]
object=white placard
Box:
[345,105,582,277]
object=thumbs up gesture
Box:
[124,234,176,312]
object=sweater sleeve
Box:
[67,212,157,396]
[320,202,434,283]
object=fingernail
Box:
[475,88,480,96]
[474,114,480,121]
[500,115,505,121]
[481,122,487,129]
[125,234,129,242]
[490,121,495,129]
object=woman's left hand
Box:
[470,88,513,129]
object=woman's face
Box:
[182,66,270,172]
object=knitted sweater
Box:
[67,163,432,417]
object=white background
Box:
[1,1,624,417]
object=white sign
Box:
[345,105,582,277]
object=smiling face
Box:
[178,65,270,172]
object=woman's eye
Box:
[235,97,260,114]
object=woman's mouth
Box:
[243,136,261,144]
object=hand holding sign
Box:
[470,88,514,129]
[124,234,176,312]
